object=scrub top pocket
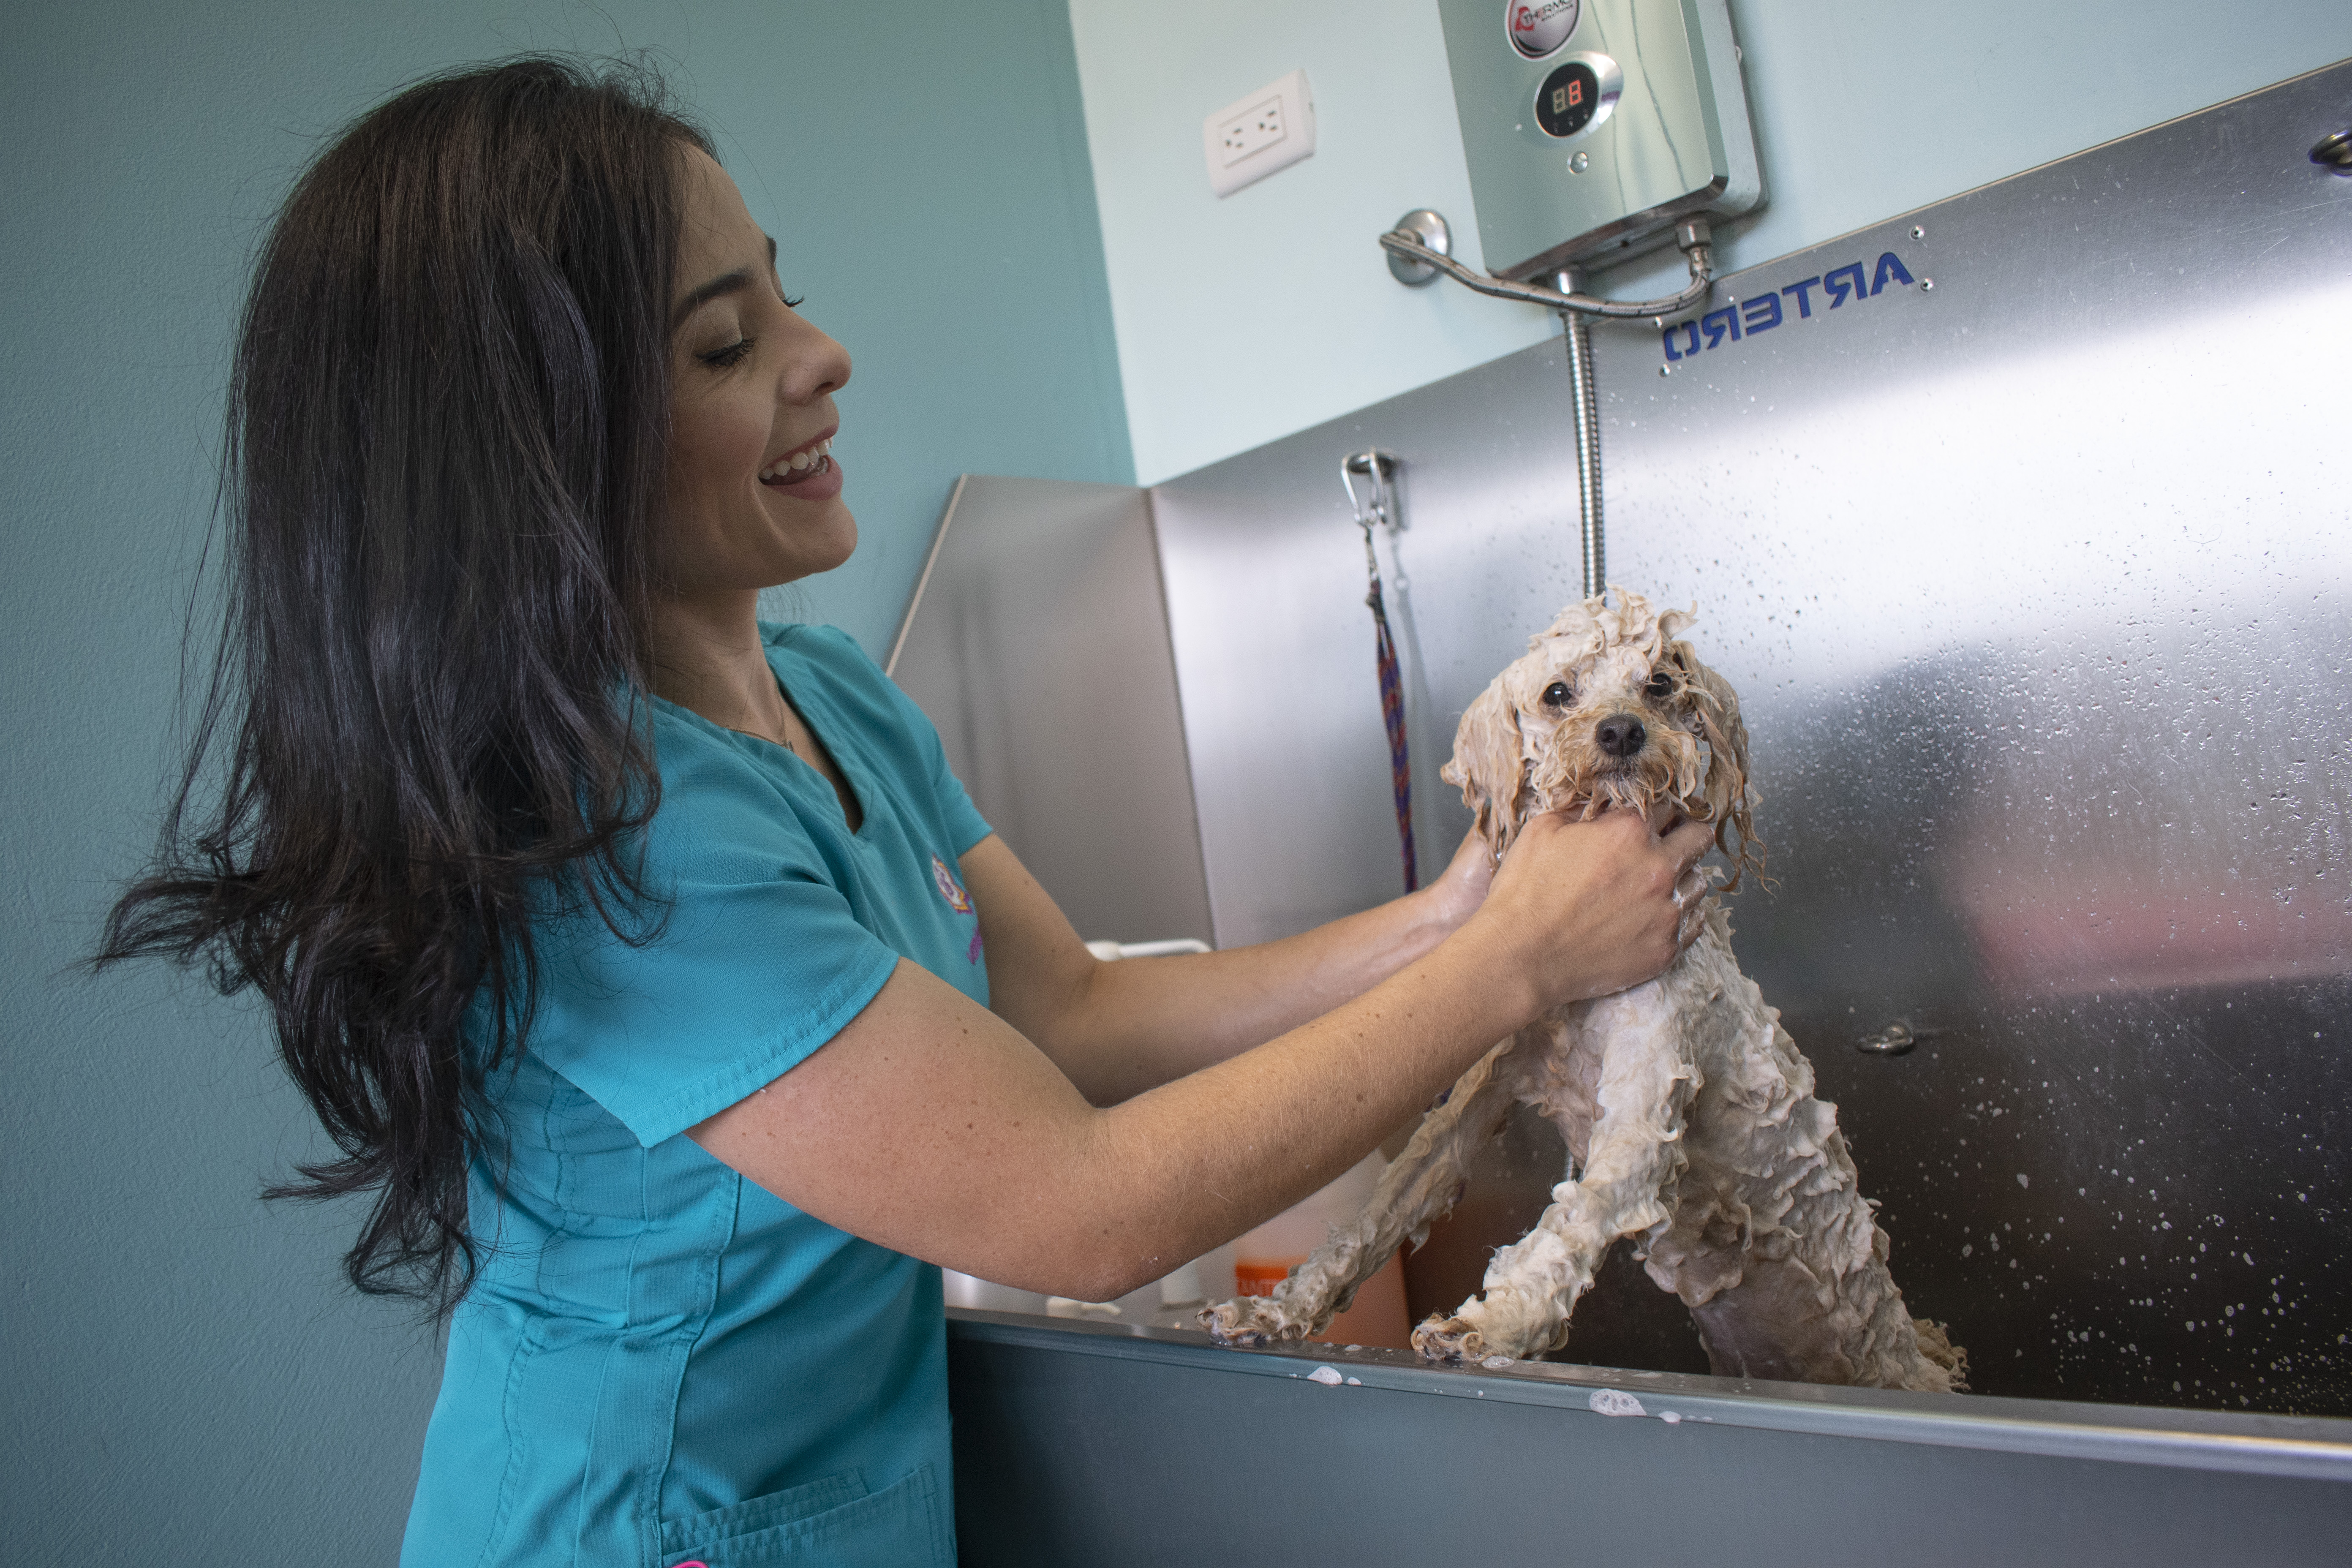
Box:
[655,1462,953,1568]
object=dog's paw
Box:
[1911,1318,1970,1393]
[1411,1313,1489,1364]
[1199,1294,1314,1346]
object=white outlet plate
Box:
[1203,69,1315,198]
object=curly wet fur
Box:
[1203,589,1964,1392]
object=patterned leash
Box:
[1343,450,1415,893]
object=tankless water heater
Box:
[1438,0,1763,278]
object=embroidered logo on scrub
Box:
[931,854,972,913]
[932,853,985,965]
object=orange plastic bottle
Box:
[1230,1151,1412,1350]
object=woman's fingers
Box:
[1663,818,1718,954]
[1426,824,1499,928]
[1664,817,1721,956]
[1665,814,1716,869]
[1471,806,1723,1007]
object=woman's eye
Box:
[1645,671,1675,700]
[1542,681,1571,707]
[698,337,756,368]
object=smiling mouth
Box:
[759,436,834,486]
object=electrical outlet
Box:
[1203,69,1315,198]
[1217,96,1285,167]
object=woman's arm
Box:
[690,809,1712,1302]
[964,829,1499,1106]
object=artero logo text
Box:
[1662,251,1918,363]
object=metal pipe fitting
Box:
[1376,215,1721,605]
[1375,219,1715,318]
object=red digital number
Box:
[1568,79,1584,107]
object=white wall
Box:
[1069,0,2352,485]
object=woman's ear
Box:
[1442,679,1529,856]
[1673,642,1765,892]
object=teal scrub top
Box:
[401,623,993,1568]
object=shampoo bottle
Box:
[1231,1151,1412,1349]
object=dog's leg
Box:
[1644,927,1968,1392]
[1201,1033,1529,1345]
[1413,986,1697,1363]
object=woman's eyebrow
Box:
[671,234,781,329]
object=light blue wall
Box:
[0,4,1123,1563]
[1068,0,2352,482]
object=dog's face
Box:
[1442,589,1762,890]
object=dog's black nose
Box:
[1595,715,1647,757]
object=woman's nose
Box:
[783,320,852,400]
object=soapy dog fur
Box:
[1203,590,1966,1392]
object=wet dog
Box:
[1203,590,1965,1390]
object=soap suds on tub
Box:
[1307,1365,1345,1386]
[1587,1388,1646,1417]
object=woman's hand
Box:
[1415,825,1500,934]
[1455,806,1716,1015]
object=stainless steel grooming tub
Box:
[899,59,2352,1564]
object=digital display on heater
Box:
[1533,61,1600,138]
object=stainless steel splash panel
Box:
[1148,62,2352,1413]
[890,476,1213,948]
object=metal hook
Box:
[1342,449,1398,532]
[1342,449,1399,585]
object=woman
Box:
[103,57,1712,1567]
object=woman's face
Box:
[663,146,855,596]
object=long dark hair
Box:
[98,57,714,1315]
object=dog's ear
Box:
[1443,678,1528,855]
[1671,640,1766,892]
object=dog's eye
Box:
[1645,671,1675,700]
[1542,681,1572,708]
